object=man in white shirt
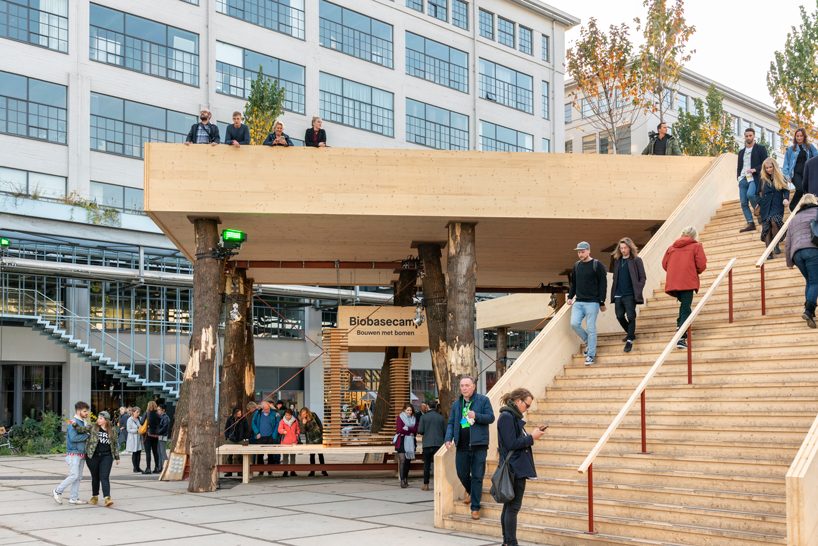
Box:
[736,128,768,232]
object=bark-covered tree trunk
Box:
[495,326,508,379]
[446,222,477,380]
[370,266,417,433]
[219,268,248,441]
[243,277,256,408]
[186,218,222,492]
[418,243,452,418]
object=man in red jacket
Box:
[662,226,707,349]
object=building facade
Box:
[0,0,577,425]
[564,68,782,157]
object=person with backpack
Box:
[184,108,220,145]
[567,241,608,365]
[662,226,707,349]
[785,193,818,328]
[610,237,647,353]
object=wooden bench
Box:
[217,444,422,484]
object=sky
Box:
[547,0,807,107]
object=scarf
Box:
[282,415,296,427]
[399,412,417,460]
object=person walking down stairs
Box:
[756,158,789,258]
[736,127,768,233]
[662,226,707,349]
[567,241,608,365]
[610,237,647,353]
[785,193,818,328]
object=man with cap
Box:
[184,108,220,145]
[567,241,608,365]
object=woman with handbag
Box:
[394,404,418,488]
[785,193,818,327]
[497,388,545,546]
[142,401,161,474]
[126,407,143,473]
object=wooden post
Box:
[322,329,347,446]
[186,218,222,493]
[243,277,256,408]
[370,264,417,433]
[389,357,411,424]
[446,222,477,380]
[496,326,508,378]
[417,243,452,417]
[219,268,248,441]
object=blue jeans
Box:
[56,454,84,500]
[455,446,487,511]
[739,178,758,224]
[793,248,818,307]
[570,302,600,357]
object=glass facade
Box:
[479,120,533,152]
[0,166,65,199]
[406,98,468,150]
[90,181,144,213]
[89,4,199,86]
[0,0,68,52]
[541,80,550,119]
[405,31,468,93]
[319,72,394,137]
[216,41,305,114]
[319,1,393,68]
[519,25,532,55]
[0,71,66,144]
[479,59,533,114]
[90,92,195,159]
[497,17,514,48]
[452,0,468,30]
[216,0,305,40]
[478,9,493,39]
[427,0,446,21]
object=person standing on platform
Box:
[610,237,647,353]
[444,376,495,521]
[184,108,220,145]
[252,400,280,476]
[641,122,681,156]
[785,193,818,328]
[83,411,119,507]
[224,111,250,147]
[53,401,90,505]
[567,241,608,365]
[263,120,293,147]
[736,128,768,232]
[126,407,143,473]
[662,226,707,350]
[417,400,446,491]
[782,128,817,211]
[304,116,327,147]
[394,404,418,488]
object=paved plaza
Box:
[0,455,507,546]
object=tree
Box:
[674,84,738,156]
[566,18,643,154]
[243,67,286,145]
[767,4,818,143]
[635,0,695,122]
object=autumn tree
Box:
[767,4,818,142]
[635,0,695,121]
[566,18,643,154]
[243,67,286,145]
[674,84,737,156]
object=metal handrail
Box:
[755,200,803,315]
[576,257,737,534]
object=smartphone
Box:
[538,425,548,431]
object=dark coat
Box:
[785,203,818,268]
[803,156,818,195]
[186,122,220,144]
[304,128,327,147]
[497,406,536,479]
[394,414,418,453]
[662,237,707,294]
[444,393,495,448]
[736,144,768,185]
[756,181,788,222]
[610,256,647,304]
[263,132,293,146]
[146,410,161,436]
[417,409,446,449]
[641,132,681,156]
[224,123,250,145]
[225,415,251,442]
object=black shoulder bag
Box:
[490,450,516,503]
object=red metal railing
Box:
[756,201,803,314]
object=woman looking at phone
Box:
[497,388,546,546]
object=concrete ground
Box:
[0,454,507,546]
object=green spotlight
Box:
[0,237,9,248]
[221,229,247,250]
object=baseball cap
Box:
[97,410,111,420]
[573,241,590,251]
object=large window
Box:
[406,98,468,150]
[541,81,550,120]
[0,71,66,144]
[216,0,305,40]
[479,120,532,152]
[497,17,514,48]
[452,0,468,30]
[0,166,65,198]
[216,42,305,114]
[0,0,68,52]
[427,0,446,21]
[479,9,493,39]
[405,31,468,93]
[319,1,393,68]
[519,26,532,55]
[319,72,394,137]
[479,59,533,114]
[90,181,144,213]
[89,4,199,86]
[90,92,195,159]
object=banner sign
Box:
[337,306,429,348]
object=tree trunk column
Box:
[219,268,248,442]
[186,218,222,493]
[417,243,452,417]
[446,222,477,380]
[243,277,256,408]
[496,326,508,378]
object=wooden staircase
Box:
[441,199,818,545]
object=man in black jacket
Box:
[802,155,818,197]
[417,401,446,491]
[736,128,768,232]
[185,108,220,145]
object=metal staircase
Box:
[1,288,181,399]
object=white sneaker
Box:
[584,355,595,366]
[52,489,62,504]
[68,499,87,505]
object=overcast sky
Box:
[549,0,807,107]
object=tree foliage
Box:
[566,18,643,154]
[674,84,737,156]
[767,4,818,143]
[635,0,696,121]
[243,67,286,145]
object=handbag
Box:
[811,209,818,246]
[138,419,148,436]
[489,450,516,503]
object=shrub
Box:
[8,411,65,454]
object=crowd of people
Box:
[184,109,328,148]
